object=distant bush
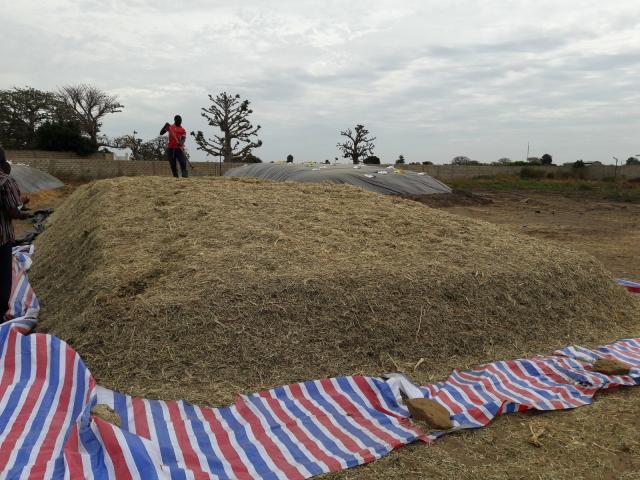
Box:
[244,153,262,163]
[546,172,555,179]
[35,122,94,156]
[422,161,433,165]
[364,155,381,165]
[520,167,546,179]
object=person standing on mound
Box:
[0,147,31,323]
[160,115,189,178]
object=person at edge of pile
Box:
[160,114,189,178]
[0,147,32,323]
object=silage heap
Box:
[32,177,640,406]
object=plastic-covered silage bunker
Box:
[225,163,451,195]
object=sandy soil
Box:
[442,191,640,280]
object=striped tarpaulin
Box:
[0,247,639,478]
[618,279,640,293]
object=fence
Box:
[397,164,640,181]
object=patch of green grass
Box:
[449,175,640,202]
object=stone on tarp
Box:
[90,404,122,427]
[593,358,632,376]
[406,398,453,430]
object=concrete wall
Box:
[4,150,640,182]
[6,150,114,161]
[12,157,243,181]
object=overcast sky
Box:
[3,0,640,164]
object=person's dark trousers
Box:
[167,148,189,178]
[0,243,13,323]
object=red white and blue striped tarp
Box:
[1,248,639,479]
[618,279,640,293]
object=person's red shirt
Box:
[167,124,186,149]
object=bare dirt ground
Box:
[442,191,640,281]
[21,184,640,480]
[329,191,640,480]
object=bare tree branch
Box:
[58,84,123,149]
[190,92,263,162]
[337,124,376,164]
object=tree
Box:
[422,161,433,165]
[191,92,262,162]
[109,131,168,161]
[35,121,94,155]
[626,157,639,165]
[396,154,405,165]
[363,155,381,165]
[452,156,480,165]
[58,84,124,150]
[497,157,511,165]
[0,87,64,149]
[286,154,294,163]
[541,153,553,165]
[337,124,375,164]
[244,153,262,163]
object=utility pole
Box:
[613,156,619,181]
[525,142,530,163]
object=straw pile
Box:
[31,177,640,405]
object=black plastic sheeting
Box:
[14,209,54,246]
[225,164,452,195]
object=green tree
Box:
[109,131,168,161]
[541,153,553,165]
[396,154,405,165]
[452,156,480,165]
[626,157,639,165]
[191,92,263,162]
[286,154,294,163]
[35,121,94,155]
[0,87,64,149]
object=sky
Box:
[2,0,640,164]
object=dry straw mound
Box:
[32,177,640,405]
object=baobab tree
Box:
[58,84,123,149]
[337,124,376,164]
[191,92,262,162]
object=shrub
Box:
[520,167,546,179]
[364,156,381,165]
[35,121,94,156]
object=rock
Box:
[593,358,632,376]
[406,398,452,430]
[91,404,122,427]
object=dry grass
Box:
[31,176,640,409]
[327,388,640,480]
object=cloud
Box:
[3,0,640,163]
